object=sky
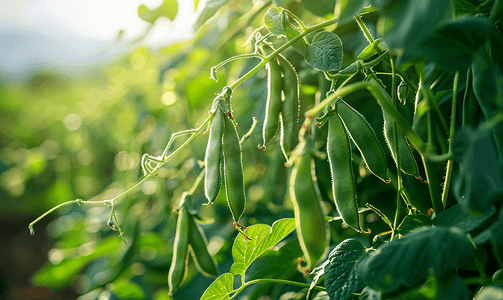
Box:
[0,0,196,79]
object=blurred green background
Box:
[0,0,402,299]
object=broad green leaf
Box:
[371,0,451,64]
[230,218,296,276]
[324,239,367,300]
[200,273,234,300]
[357,39,381,60]
[111,280,146,300]
[474,285,503,300]
[302,0,336,17]
[305,31,343,72]
[359,227,475,293]
[138,0,178,23]
[153,288,171,300]
[398,214,432,235]
[264,7,285,36]
[453,0,477,15]
[360,287,382,300]
[452,126,503,213]
[433,204,496,232]
[422,17,491,71]
[474,207,503,245]
[193,0,229,30]
[335,0,371,26]
[388,274,469,300]
[312,291,330,300]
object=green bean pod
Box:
[277,54,299,158]
[204,107,224,204]
[188,215,219,277]
[368,75,420,177]
[223,117,246,224]
[289,146,327,272]
[260,46,283,149]
[168,206,190,294]
[327,112,361,231]
[336,100,388,182]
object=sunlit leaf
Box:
[200,273,234,300]
[474,286,503,300]
[138,0,178,23]
[193,0,229,30]
[230,218,296,276]
[111,280,146,300]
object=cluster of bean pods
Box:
[168,192,219,295]
[316,97,390,231]
[258,45,300,161]
[203,87,247,227]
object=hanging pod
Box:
[204,107,225,205]
[326,110,361,231]
[336,100,389,182]
[277,54,300,160]
[259,45,283,149]
[367,75,420,178]
[168,205,190,295]
[223,115,246,224]
[188,215,219,277]
[289,145,327,273]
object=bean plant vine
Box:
[28,0,503,299]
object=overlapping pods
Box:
[203,87,246,225]
[289,145,327,273]
[317,99,389,231]
[259,46,300,159]
[168,193,219,295]
[366,75,420,177]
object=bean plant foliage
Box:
[24,0,503,299]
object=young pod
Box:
[368,75,420,177]
[204,107,225,204]
[336,100,388,182]
[327,111,361,231]
[289,146,327,273]
[277,54,299,159]
[223,116,246,224]
[168,206,190,295]
[260,45,283,149]
[188,215,219,277]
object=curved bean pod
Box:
[277,54,299,159]
[289,146,327,273]
[368,75,420,177]
[188,215,219,277]
[260,45,283,149]
[327,112,361,231]
[336,100,388,182]
[204,107,224,204]
[223,117,246,224]
[168,206,190,294]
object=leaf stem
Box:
[230,278,325,299]
[441,71,459,208]
[391,57,403,240]
[229,17,339,90]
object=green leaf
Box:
[200,273,234,300]
[302,0,336,17]
[452,126,503,213]
[264,7,285,36]
[312,291,330,300]
[193,0,230,30]
[230,218,296,276]
[372,0,451,64]
[305,31,343,72]
[283,15,308,56]
[360,287,382,300]
[475,286,503,300]
[335,0,371,26]
[433,204,496,232]
[324,239,367,300]
[138,0,178,24]
[111,280,146,300]
[359,227,475,293]
[397,214,432,235]
[388,273,469,300]
[422,17,491,71]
